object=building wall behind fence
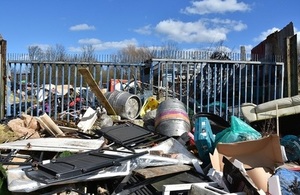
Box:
[6,53,284,122]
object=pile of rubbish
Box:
[1,89,300,195]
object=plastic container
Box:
[194,116,215,165]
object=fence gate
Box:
[142,58,284,121]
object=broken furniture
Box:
[241,94,300,135]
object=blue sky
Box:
[0,0,299,55]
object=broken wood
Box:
[133,164,192,179]
[78,68,116,115]
[0,137,104,152]
[36,113,65,137]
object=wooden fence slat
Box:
[78,68,116,115]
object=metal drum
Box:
[105,91,141,120]
[155,98,191,137]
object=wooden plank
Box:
[286,37,291,97]
[133,164,192,179]
[0,38,7,119]
[289,34,298,95]
[37,113,65,137]
[0,138,104,152]
[78,68,116,115]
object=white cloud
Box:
[134,25,152,35]
[69,38,138,52]
[208,18,247,31]
[253,27,280,42]
[94,39,138,50]
[78,38,101,45]
[69,24,96,31]
[155,18,247,44]
[182,0,251,15]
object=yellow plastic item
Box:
[140,96,159,118]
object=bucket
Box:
[155,98,191,137]
[105,91,141,120]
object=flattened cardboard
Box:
[246,167,272,192]
[210,134,283,171]
[210,134,283,192]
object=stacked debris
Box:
[0,112,204,194]
[0,93,297,195]
[0,69,300,194]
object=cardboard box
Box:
[222,156,262,194]
[210,134,284,193]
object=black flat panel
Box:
[95,123,168,150]
[24,150,147,184]
[97,123,152,143]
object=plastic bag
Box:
[214,116,262,146]
[139,96,159,118]
[274,167,300,194]
[280,135,300,162]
